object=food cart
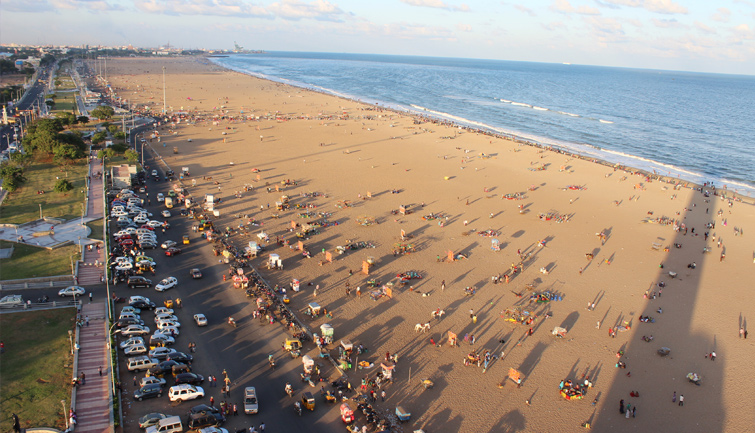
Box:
[302,355,315,373]
[340,339,353,353]
[320,323,334,345]
[307,302,322,317]
[268,254,283,270]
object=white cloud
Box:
[514,4,536,16]
[585,16,627,43]
[731,23,755,40]
[694,21,716,34]
[268,0,346,21]
[134,0,271,17]
[381,21,456,40]
[596,0,688,15]
[541,21,566,31]
[399,0,470,12]
[651,18,687,29]
[711,7,731,23]
[550,0,600,15]
[456,23,472,32]
[2,0,122,12]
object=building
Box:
[111,164,137,189]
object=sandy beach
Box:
[103,57,755,433]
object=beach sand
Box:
[104,57,755,432]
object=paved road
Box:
[109,154,351,433]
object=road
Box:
[1,65,52,153]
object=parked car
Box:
[193,314,208,326]
[161,240,177,249]
[168,384,204,402]
[120,325,151,336]
[149,347,178,361]
[138,413,169,429]
[155,307,174,315]
[155,277,178,292]
[120,336,145,350]
[140,376,167,388]
[117,317,145,328]
[174,373,204,385]
[166,352,193,364]
[134,383,164,401]
[162,210,171,218]
[149,333,176,348]
[124,344,148,356]
[190,268,203,279]
[131,299,157,310]
[58,286,86,297]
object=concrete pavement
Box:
[73,301,112,433]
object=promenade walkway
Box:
[74,301,111,433]
[77,156,105,286]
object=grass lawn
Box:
[0,240,79,280]
[0,308,77,431]
[0,158,88,224]
[86,218,104,240]
[51,92,76,112]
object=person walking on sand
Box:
[679,395,684,406]
[740,327,745,338]
[441,280,445,291]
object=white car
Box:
[161,240,177,249]
[120,325,151,336]
[149,347,178,360]
[156,318,181,328]
[168,384,204,402]
[156,324,180,335]
[129,296,151,305]
[138,236,158,244]
[120,336,145,350]
[136,259,157,268]
[196,428,228,433]
[120,306,142,315]
[124,344,147,356]
[147,220,165,228]
[156,193,165,203]
[193,314,208,326]
[155,277,178,292]
[119,312,140,321]
[140,376,167,387]
[113,230,131,238]
[58,286,86,297]
[111,210,128,218]
[151,170,158,177]
[155,313,178,323]
[123,227,138,235]
[134,214,150,224]
[154,307,174,315]
[161,210,171,218]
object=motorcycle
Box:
[269,355,276,370]
[228,317,237,328]
[294,401,302,416]
[285,383,294,397]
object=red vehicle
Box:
[340,403,354,424]
[140,225,155,231]
[165,247,182,257]
[114,235,132,242]
[120,239,134,247]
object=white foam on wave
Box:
[599,119,614,124]
[558,111,580,117]
[500,99,512,103]
[511,102,531,107]
[533,106,548,111]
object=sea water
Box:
[211,52,755,196]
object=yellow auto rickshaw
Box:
[173,147,178,154]
[283,338,302,352]
[302,391,315,411]
[164,298,174,308]
[172,364,191,377]
[183,235,190,245]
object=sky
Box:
[1,0,754,75]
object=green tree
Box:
[77,116,89,125]
[124,149,139,163]
[0,163,25,192]
[53,179,74,193]
[97,148,116,160]
[114,131,126,140]
[92,131,107,145]
[90,105,115,120]
[107,125,118,134]
[56,111,77,127]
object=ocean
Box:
[210,52,755,196]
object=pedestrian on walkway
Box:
[210,396,214,406]
[99,366,102,376]
[85,316,89,327]
[233,404,238,415]
[134,376,138,386]
[679,395,684,406]
[258,422,265,432]
[672,391,676,403]
[89,292,93,302]
[381,390,386,401]
[80,372,86,385]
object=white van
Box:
[145,416,183,433]
[126,356,159,371]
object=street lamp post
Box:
[68,330,74,355]
[62,400,68,429]
[162,66,167,114]
[39,203,42,219]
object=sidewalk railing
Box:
[0,275,74,290]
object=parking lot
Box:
[110,158,348,433]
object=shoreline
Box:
[208,55,755,201]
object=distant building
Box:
[111,164,137,189]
